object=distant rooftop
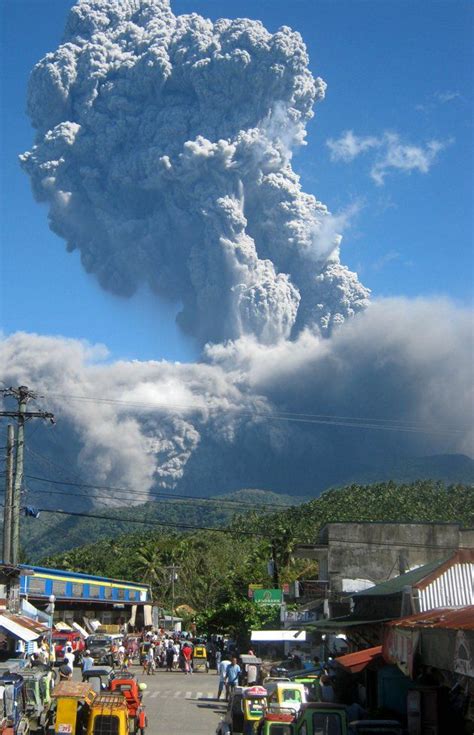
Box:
[352,558,449,597]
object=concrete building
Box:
[294,521,474,600]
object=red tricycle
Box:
[109,674,148,734]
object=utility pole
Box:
[164,564,180,633]
[0,386,54,565]
[270,541,279,588]
[2,425,15,564]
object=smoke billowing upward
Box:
[6,0,472,502]
[20,0,368,346]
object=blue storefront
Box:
[19,565,152,629]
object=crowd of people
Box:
[22,628,344,709]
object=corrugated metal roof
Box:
[335,645,383,673]
[419,560,474,611]
[385,606,474,630]
[0,613,48,641]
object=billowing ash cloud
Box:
[20,0,369,346]
[1,300,472,501]
[10,0,472,503]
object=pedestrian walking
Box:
[217,654,231,699]
[82,650,94,673]
[182,643,193,674]
[64,645,75,670]
[225,656,241,700]
[166,642,174,672]
[146,644,155,675]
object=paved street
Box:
[130,666,226,734]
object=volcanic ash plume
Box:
[20,0,369,346]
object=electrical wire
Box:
[0,502,257,536]
[37,391,465,436]
[10,499,469,549]
[23,473,294,511]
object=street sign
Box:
[253,589,282,606]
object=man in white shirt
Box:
[217,655,231,700]
[64,645,75,670]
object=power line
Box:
[0,503,257,537]
[37,391,465,436]
[11,500,469,550]
[20,481,284,518]
[22,473,293,510]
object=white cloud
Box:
[326,130,451,185]
[370,134,450,185]
[434,90,461,104]
[326,130,381,162]
[416,90,462,111]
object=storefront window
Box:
[53,580,67,596]
[29,577,46,594]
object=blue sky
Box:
[1,0,472,363]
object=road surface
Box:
[137,665,226,734]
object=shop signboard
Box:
[253,589,282,606]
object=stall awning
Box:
[251,630,306,642]
[0,613,47,642]
[335,645,383,673]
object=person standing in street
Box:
[82,650,94,674]
[225,656,241,700]
[182,643,193,674]
[146,644,155,675]
[217,654,231,700]
[64,645,75,671]
[166,641,174,672]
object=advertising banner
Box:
[253,589,282,606]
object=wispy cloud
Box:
[415,90,462,112]
[326,130,381,162]
[326,130,452,185]
[372,249,402,272]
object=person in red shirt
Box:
[182,643,193,674]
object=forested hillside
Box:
[41,481,473,622]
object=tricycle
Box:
[0,672,29,735]
[192,644,209,672]
[110,673,147,734]
[264,681,306,713]
[256,702,349,735]
[22,667,55,732]
[82,666,114,695]
[50,680,96,735]
[216,685,268,735]
[86,693,129,735]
